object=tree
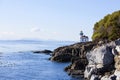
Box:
[92,10,120,41]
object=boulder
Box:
[86,45,114,66]
[84,44,114,79]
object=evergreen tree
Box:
[92,10,120,41]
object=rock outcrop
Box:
[32,49,53,54]
[50,41,96,62]
[50,39,120,80]
[84,42,115,80]
[84,39,120,80]
[50,41,97,78]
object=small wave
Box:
[0,59,35,67]
[0,61,17,67]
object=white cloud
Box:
[30,27,41,32]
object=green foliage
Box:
[92,10,120,41]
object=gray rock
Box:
[86,45,114,67]
[84,44,114,79]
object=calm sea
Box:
[0,40,80,80]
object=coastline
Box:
[49,39,120,80]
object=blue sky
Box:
[0,0,120,41]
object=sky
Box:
[0,0,120,41]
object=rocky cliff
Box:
[50,39,120,80]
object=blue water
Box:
[0,40,79,80]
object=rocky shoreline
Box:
[50,39,120,80]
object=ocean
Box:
[0,40,80,80]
